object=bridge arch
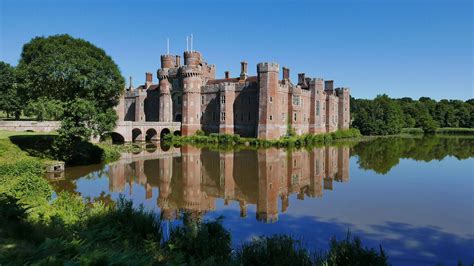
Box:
[110,132,125,144]
[132,128,143,142]
[146,128,158,141]
[160,128,171,140]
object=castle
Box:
[116,50,350,139]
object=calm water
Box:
[50,136,474,265]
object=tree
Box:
[16,34,124,163]
[23,97,64,121]
[0,62,22,119]
[352,95,404,135]
[418,112,438,134]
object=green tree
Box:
[0,62,22,119]
[16,34,124,161]
[418,111,438,134]
[23,97,64,121]
[352,95,404,135]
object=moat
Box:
[49,136,473,265]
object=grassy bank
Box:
[0,130,141,166]
[0,130,388,265]
[401,127,474,135]
[164,128,362,150]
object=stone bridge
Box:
[0,120,182,143]
[112,121,182,142]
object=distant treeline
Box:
[351,136,474,174]
[351,95,474,135]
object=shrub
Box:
[237,235,312,266]
[166,218,232,265]
[195,129,205,136]
[316,232,388,266]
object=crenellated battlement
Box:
[180,65,202,77]
[257,62,279,72]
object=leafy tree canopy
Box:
[17,34,124,138]
[0,62,22,119]
[16,34,124,163]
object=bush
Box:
[166,218,232,265]
[237,235,312,266]
[195,129,205,136]
[317,232,388,266]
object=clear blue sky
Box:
[1,0,472,100]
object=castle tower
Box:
[181,51,203,135]
[309,78,325,134]
[257,63,280,140]
[219,83,235,134]
[336,87,350,130]
[325,80,338,132]
[158,68,173,122]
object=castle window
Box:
[221,95,225,104]
[316,101,320,115]
[221,112,225,121]
[269,96,273,103]
[293,112,297,122]
[292,95,300,106]
[269,115,273,121]
[201,95,205,105]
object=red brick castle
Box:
[116,49,350,139]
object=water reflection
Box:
[50,136,473,265]
[92,146,348,223]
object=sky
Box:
[0,0,472,100]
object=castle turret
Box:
[324,80,337,132]
[181,63,202,135]
[184,51,201,67]
[158,68,173,122]
[161,54,176,69]
[336,87,350,130]
[309,78,325,134]
[257,62,280,140]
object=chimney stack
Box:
[282,67,290,81]
[145,72,153,89]
[225,71,230,79]
[325,80,334,91]
[176,55,181,67]
[298,73,305,85]
[240,61,248,80]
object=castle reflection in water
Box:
[106,146,349,223]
